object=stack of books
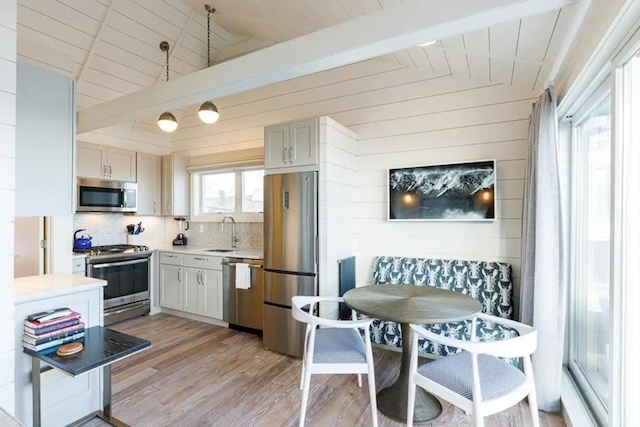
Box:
[23,307,85,353]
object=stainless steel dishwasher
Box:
[222,257,264,332]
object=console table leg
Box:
[32,359,42,427]
[103,364,112,418]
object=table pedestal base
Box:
[377,323,442,423]
[378,380,442,423]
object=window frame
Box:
[564,35,640,427]
[566,79,613,427]
[190,166,264,223]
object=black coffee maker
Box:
[172,217,189,246]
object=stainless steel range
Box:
[76,244,152,325]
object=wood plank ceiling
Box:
[16,0,579,151]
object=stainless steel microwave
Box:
[76,179,137,213]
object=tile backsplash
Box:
[73,213,263,250]
[73,214,166,246]
[173,220,263,250]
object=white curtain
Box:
[519,86,565,412]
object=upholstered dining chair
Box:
[291,296,378,427]
[407,313,539,427]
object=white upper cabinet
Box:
[264,123,289,169]
[264,118,318,171]
[76,143,107,180]
[15,62,74,216]
[161,154,189,216]
[76,142,136,182]
[107,147,137,181]
[136,153,161,216]
[289,119,318,167]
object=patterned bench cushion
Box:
[369,256,517,364]
[372,256,513,318]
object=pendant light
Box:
[198,5,220,124]
[157,41,178,133]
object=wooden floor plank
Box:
[82,314,565,427]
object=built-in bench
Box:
[367,256,517,363]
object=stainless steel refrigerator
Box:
[263,171,318,357]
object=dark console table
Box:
[24,326,151,427]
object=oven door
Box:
[88,257,150,309]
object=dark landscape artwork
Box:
[388,160,496,221]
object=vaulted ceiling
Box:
[16,0,581,153]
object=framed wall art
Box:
[388,159,496,221]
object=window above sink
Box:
[191,167,264,223]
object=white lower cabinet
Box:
[159,263,182,311]
[199,269,223,319]
[158,252,223,320]
[183,267,222,318]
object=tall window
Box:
[568,86,612,424]
[192,168,264,219]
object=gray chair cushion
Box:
[417,352,526,401]
[313,328,366,363]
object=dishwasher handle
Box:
[222,262,263,268]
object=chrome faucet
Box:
[221,215,239,249]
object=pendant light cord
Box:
[166,48,170,82]
[207,8,211,68]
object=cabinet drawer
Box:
[72,258,86,273]
[159,252,183,265]
[183,254,222,270]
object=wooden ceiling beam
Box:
[76,0,116,85]
[78,0,574,133]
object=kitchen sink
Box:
[204,249,235,253]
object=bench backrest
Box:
[372,256,513,319]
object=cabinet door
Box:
[137,153,161,215]
[76,142,107,180]
[200,269,223,319]
[159,264,182,310]
[288,119,318,167]
[264,123,289,169]
[16,61,75,216]
[161,154,189,216]
[183,267,201,315]
[161,155,173,215]
[107,147,136,181]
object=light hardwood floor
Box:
[84,314,565,427]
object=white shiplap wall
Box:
[0,0,16,415]
[171,62,533,316]
[355,84,532,315]
[318,117,358,317]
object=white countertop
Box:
[14,274,107,304]
[150,244,263,260]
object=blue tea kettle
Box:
[73,229,93,250]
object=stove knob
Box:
[142,246,149,251]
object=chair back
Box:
[410,313,537,359]
[291,296,374,329]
